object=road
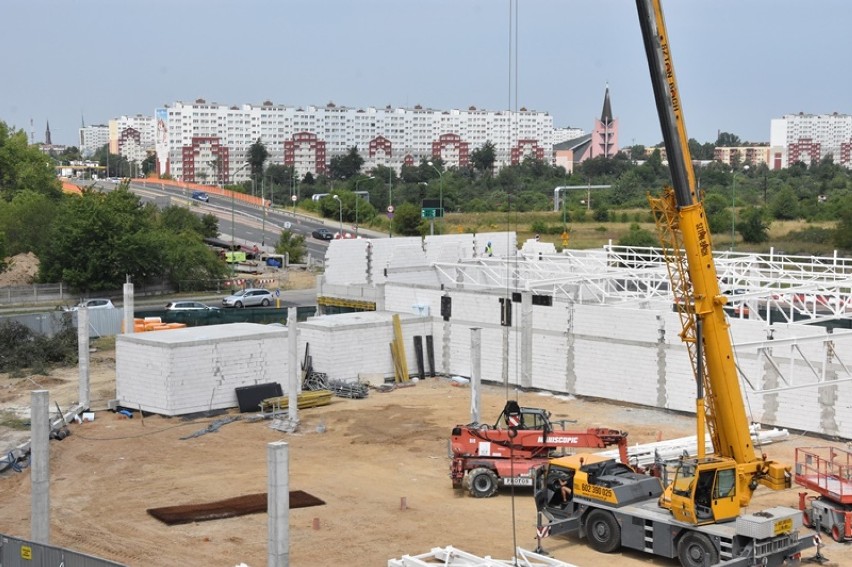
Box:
[80,179,343,262]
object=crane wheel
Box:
[584,509,621,553]
[677,532,719,567]
[802,510,813,528]
[466,468,499,498]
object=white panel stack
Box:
[324,239,370,285]
[115,323,287,416]
[520,239,558,256]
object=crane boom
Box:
[638,0,791,512]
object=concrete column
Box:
[470,328,482,424]
[31,390,50,544]
[267,441,289,567]
[288,307,299,423]
[77,306,90,410]
[442,320,451,377]
[520,292,533,389]
[123,281,134,334]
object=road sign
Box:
[284,222,292,229]
[421,208,443,219]
[290,195,297,202]
[387,205,394,213]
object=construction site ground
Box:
[0,350,850,567]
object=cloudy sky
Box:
[2,0,848,149]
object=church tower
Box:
[589,86,618,158]
[45,121,53,146]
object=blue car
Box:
[192,191,210,202]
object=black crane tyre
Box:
[467,468,499,498]
[261,298,270,306]
[677,532,719,567]
[584,509,621,553]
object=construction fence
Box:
[0,533,124,567]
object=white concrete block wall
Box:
[373,237,426,285]
[425,234,475,263]
[473,232,516,258]
[116,325,288,416]
[299,314,434,381]
[324,239,369,285]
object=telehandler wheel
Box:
[801,509,813,528]
[584,509,621,553]
[677,532,719,567]
[467,467,499,498]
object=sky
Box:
[2,0,850,150]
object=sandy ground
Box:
[0,252,39,286]
[0,349,850,567]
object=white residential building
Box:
[769,112,852,169]
[155,99,555,183]
[78,124,109,157]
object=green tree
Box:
[470,141,496,175]
[0,190,58,255]
[200,213,219,239]
[328,147,364,180]
[769,186,800,220]
[159,205,206,235]
[834,201,852,252]
[391,202,423,236]
[141,154,157,176]
[737,207,770,243]
[0,121,63,201]
[275,229,306,263]
[715,132,741,147]
[248,139,269,182]
[618,224,658,247]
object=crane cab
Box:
[667,456,740,525]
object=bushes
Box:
[0,320,77,373]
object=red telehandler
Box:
[450,400,630,498]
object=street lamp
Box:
[427,160,444,236]
[354,175,374,237]
[332,194,343,237]
[731,164,749,251]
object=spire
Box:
[81,111,86,128]
[45,121,52,145]
[600,85,613,126]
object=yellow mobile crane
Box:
[532,1,813,565]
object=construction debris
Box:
[180,416,241,440]
[388,546,579,567]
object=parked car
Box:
[65,298,115,311]
[222,288,274,308]
[312,227,334,240]
[165,301,219,311]
[191,191,210,202]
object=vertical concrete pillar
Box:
[31,390,50,544]
[287,307,299,423]
[77,306,90,410]
[521,292,533,389]
[442,320,451,377]
[123,281,134,335]
[267,441,289,567]
[470,328,482,424]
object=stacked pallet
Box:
[126,317,187,333]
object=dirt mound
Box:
[0,253,39,286]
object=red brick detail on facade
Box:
[403,154,415,167]
[118,127,141,151]
[773,152,783,171]
[369,136,392,159]
[431,133,469,168]
[788,138,821,166]
[510,139,544,164]
[840,142,852,167]
[181,137,228,185]
[284,132,327,175]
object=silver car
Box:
[165,301,219,311]
[222,288,274,308]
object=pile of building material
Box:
[259,390,333,413]
[388,546,578,567]
[597,424,790,468]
